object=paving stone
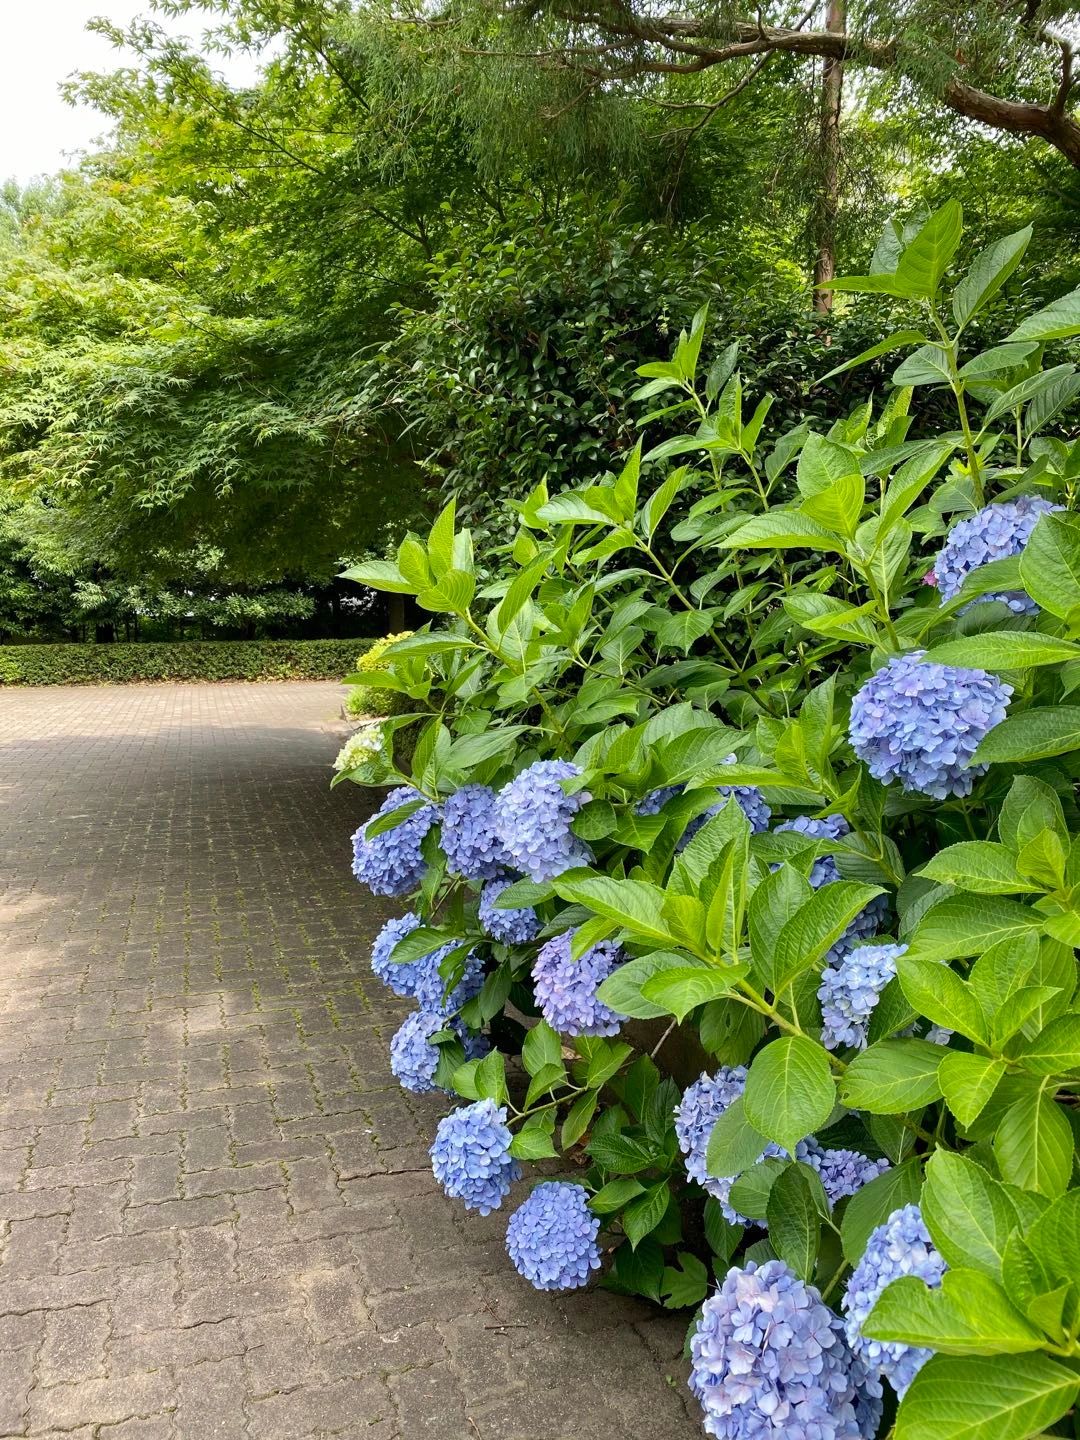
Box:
[0,683,701,1440]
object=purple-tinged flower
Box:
[532,931,622,1037]
[494,760,591,881]
[411,944,485,1016]
[389,1010,487,1094]
[819,942,908,1051]
[843,1204,947,1398]
[441,785,510,881]
[798,1139,891,1204]
[505,1181,601,1291]
[690,1259,883,1439]
[478,876,542,944]
[370,912,423,997]
[849,651,1011,799]
[675,1069,784,1224]
[351,786,439,896]
[935,496,1060,614]
[430,1099,521,1214]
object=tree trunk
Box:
[813,0,845,313]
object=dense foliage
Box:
[340,206,1080,1440]
[0,638,369,685]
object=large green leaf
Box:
[766,1165,820,1282]
[769,882,885,993]
[1007,283,1080,342]
[919,841,1038,895]
[952,227,1032,329]
[938,1052,1006,1128]
[897,957,986,1041]
[554,873,675,947]
[339,559,414,593]
[975,706,1080,765]
[906,893,1044,962]
[865,1269,1044,1354]
[895,1353,1079,1440]
[705,1095,769,1178]
[921,1151,1018,1278]
[1018,512,1080,622]
[1013,1014,1080,1076]
[719,511,846,553]
[640,965,747,1022]
[994,1091,1073,1197]
[840,1159,924,1263]
[893,200,964,297]
[921,632,1080,670]
[742,1037,835,1153]
[840,1039,944,1114]
[816,330,928,385]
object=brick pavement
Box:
[0,683,698,1440]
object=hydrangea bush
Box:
[338,205,1080,1440]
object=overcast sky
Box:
[1,2,263,183]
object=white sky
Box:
[1,1,263,183]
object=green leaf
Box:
[596,953,708,1020]
[705,1095,769,1179]
[1013,1014,1080,1076]
[906,893,1045,962]
[474,1049,509,1106]
[727,1157,789,1221]
[896,957,987,1041]
[976,706,1080,765]
[841,1160,924,1264]
[640,965,747,1022]
[748,863,813,983]
[586,1132,659,1175]
[921,1151,1018,1278]
[952,226,1032,329]
[508,1123,558,1160]
[999,776,1067,853]
[769,882,885,993]
[981,364,1077,427]
[719,511,846,554]
[816,330,929,385]
[660,1251,710,1310]
[1007,283,1080,342]
[766,1165,820,1282]
[561,1090,599,1149]
[606,1235,664,1302]
[921,633,1080,670]
[866,1269,1045,1355]
[553,873,675,948]
[918,842,1041,895]
[1018,512,1080,622]
[893,344,952,387]
[840,1039,945,1114]
[938,1052,1006,1128]
[623,1182,671,1248]
[339,559,414,593]
[1024,1190,1080,1291]
[742,1037,835,1153]
[522,1019,563,1078]
[895,1352,1079,1440]
[589,1178,646,1214]
[893,200,964,297]
[994,1091,1073,1197]
[958,342,1039,379]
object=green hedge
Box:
[0,639,372,686]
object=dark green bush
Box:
[0,639,371,685]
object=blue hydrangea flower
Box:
[370,912,423,997]
[532,930,622,1037]
[819,942,908,1051]
[935,496,1060,614]
[849,651,1011,799]
[441,785,510,881]
[638,761,770,847]
[389,1010,487,1094]
[636,784,682,816]
[351,787,439,896]
[493,760,591,882]
[691,1259,883,1440]
[843,1204,947,1398]
[505,1181,601,1291]
[430,1099,522,1214]
[479,876,542,944]
[411,944,486,1015]
[775,814,850,888]
[675,1069,784,1224]
[798,1139,890,1204]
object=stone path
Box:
[0,683,698,1440]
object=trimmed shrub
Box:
[0,638,371,685]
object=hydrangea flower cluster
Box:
[478,877,542,944]
[843,1204,947,1398]
[430,1099,521,1214]
[818,942,908,1051]
[690,1260,883,1440]
[440,784,509,881]
[333,724,383,773]
[675,1068,784,1224]
[351,786,440,896]
[774,814,850,888]
[637,763,771,844]
[636,784,682,816]
[370,912,423,997]
[798,1139,891,1203]
[389,1010,487,1094]
[505,1181,601,1291]
[849,651,1011,799]
[532,930,623,1037]
[493,760,591,881]
[934,495,1059,614]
